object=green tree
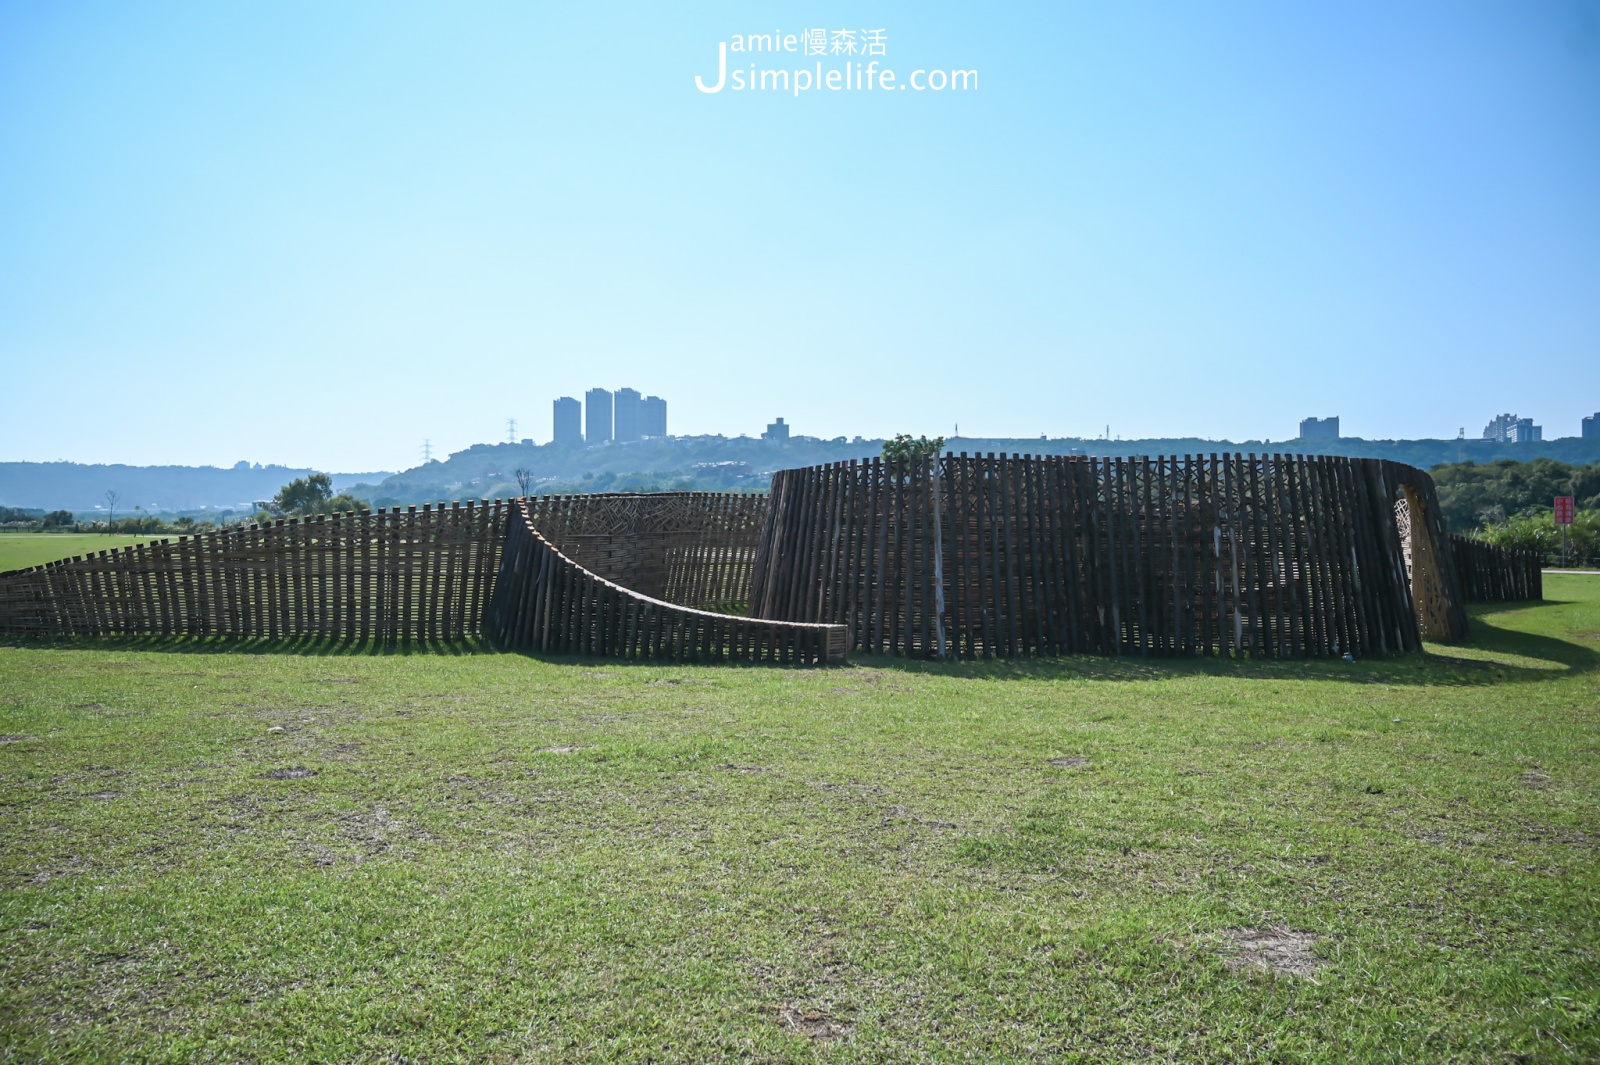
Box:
[1432,458,1600,534]
[1477,510,1599,567]
[275,473,332,514]
[270,474,370,517]
[882,434,946,463]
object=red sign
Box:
[1554,496,1575,525]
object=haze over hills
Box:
[0,463,391,515]
[5,436,1599,515]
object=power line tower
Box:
[421,439,433,464]
[507,418,518,445]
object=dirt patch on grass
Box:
[1519,771,1550,790]
[533,745,585,754]
[257,766,317,780]
[1221,927,1322,978]
[1049,756,1089,768]
[775,1003,847,1041]
[0,734,39,744]
[881,805,957,829]
[713,764,765,774]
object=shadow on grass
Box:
[2,633,494,657]
[853,596,1598,688]
[5,599,1592,688]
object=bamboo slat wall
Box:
[0,502,511,641]
[0,492,769,642]
[484,500,847,664]
[1449,534,1543,603]
[750,452,1476,659]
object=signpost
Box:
[1555,496,1575,567]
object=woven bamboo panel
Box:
[750,452,1486,659]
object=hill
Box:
[353,434,1600,507]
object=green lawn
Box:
[0,532,167,573]
[2,579,1597,1062]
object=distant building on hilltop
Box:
[641,395,667,438]
[552,397,582,446]
[586,388,613,445]
[1299,416,1340,440]
[762,417,790,443]
[1483,413,1541,443]
[1584,412,1600,440]
[614,387,643,443]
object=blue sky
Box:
[2,1,1597,470]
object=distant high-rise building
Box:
[1299,416,1339,440]
[1482,413,1541,443]
[614,387,643,442]
[585,388,613,444]
[641,395,667,438]
[552,397,582,446]
[1584,412,1600,439]
[762,417,790,443]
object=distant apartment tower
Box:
[1482,413,1541,443]
[641,395,667,438]
[1299,416,1339,440]
[1584,412,1600,439]
[585,388,613,445]
[762,417,790,443]
[613,387,643,442]
[552,397,582,446]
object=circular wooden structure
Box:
[0,461,1541,664]
[749,452,1480,659]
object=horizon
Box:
[3,2,1597,470]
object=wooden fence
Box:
[1449,534,1543,603]
[0,502,508,641]
[2,470,1542,664]
[484,500,847,664]
[0,492,768,643]
[750,452,1477,659]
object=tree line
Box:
[1433,458,1599,566]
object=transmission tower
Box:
[421,439,433,463]
[507,418,518,445]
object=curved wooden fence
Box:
[1449,534,1543,603]
[750,452,1476,660]
[0,469,1542,664]
[484,501,847,664]
[0,501,509,641]
[0,492,768,643]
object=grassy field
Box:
[0,533,167,573]
[1,579,1596,1062]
